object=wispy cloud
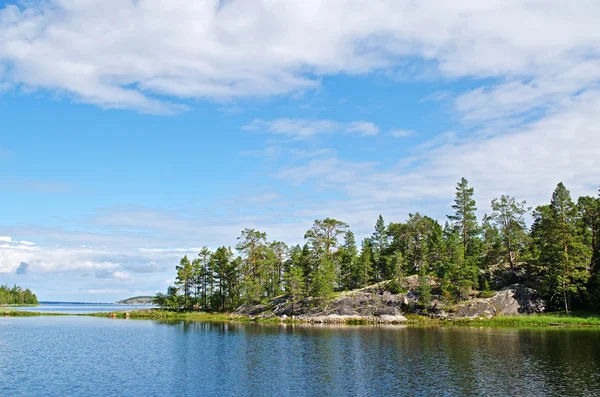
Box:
[86,289,128,295]
[243,118,380,139]
[347,121,380,136]
[390,129,415,138]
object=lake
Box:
[1,317,599,396]
[13,302,156,314]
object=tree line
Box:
[154,179,600,314]
[0,284,39,305]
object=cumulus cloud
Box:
[2,1,596,113]
[0,0,599,297]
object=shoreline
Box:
[4,308,600,328]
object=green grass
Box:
[85,310,252,322]
[403,313,600,327]
[1,303,40,307]
[1,308,69,316]
[458,314,600,327]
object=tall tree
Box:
[211,246,238,310]
[338,231,358,290]
[236,229,268,303]
[531,183,591,313]
[198,246,212,309]
[371,215,389,281]
[405,213,434,274]
[357,238,373,287]
[578,191,600,308]
[481,214,503,273]
[284,265,305,315]
[578,193,600,272]
[304,218,349,259]
[175,255,194,309]
[270,241,288,296]
[490,195,530,269]
[447,177,479,255]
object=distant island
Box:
[115,296,154,305]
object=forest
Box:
[0,284,39,305]
[154,179,600,315]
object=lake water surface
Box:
[1,316,599,396]
[14,302,156,314]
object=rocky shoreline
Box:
[233,281,546,324]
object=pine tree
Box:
[448,177,479,255]
[236,228,268,304]
[490,195,530,269]
[417,265,431,309]
[211,246,238,310]
[304,218,349,259]
[284,266,305,315]
[338,231,358,290]
[531,183,591,313]
[175,255,194,309]
[371,215,389,281]
[198,247,212,309]
[311,256,336,299]
[270,241,288,296]
[357,238,373,287]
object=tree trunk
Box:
[563,285,569,314]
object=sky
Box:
[0,0,599,302]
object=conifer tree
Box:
[371,215,389,281]
[490,195,530,269]
[531,183,591,313]
[357,238,373,287]
[175,255,194,309]
[448,177,479,255]
[338,231,358,290]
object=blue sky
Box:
[1,0,599,301]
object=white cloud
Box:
[138,248,202,254]
[240,145,282,160]
[275,89,600,234]
[289,148,333,159]
[19,240,35,246]
[390,129,415,138]
[2,1,597,113]
[86,289,128,295]
[1,0,599,297]
[244,118,342,138]
[244,118,380,138]
[347,121,380,136]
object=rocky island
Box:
[115,296,154,305]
